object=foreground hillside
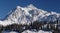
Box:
[0,21,59,33]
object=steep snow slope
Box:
[0,4,60,26]
[22,30,52,33]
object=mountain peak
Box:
[27,4,37,9]
[17,6,22,9]
[27,4,35,7]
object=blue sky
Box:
[0,0,60,19]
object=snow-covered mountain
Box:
[0,4,60,26]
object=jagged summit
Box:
[0,4,60,26]
[27,4,37,9]
[17,6,23,9]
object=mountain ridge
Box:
[0,4,60,26]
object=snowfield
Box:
[22,30,52,33]
[2,30,52,33]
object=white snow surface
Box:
[0,4,60,26]
[22,30,52,33]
